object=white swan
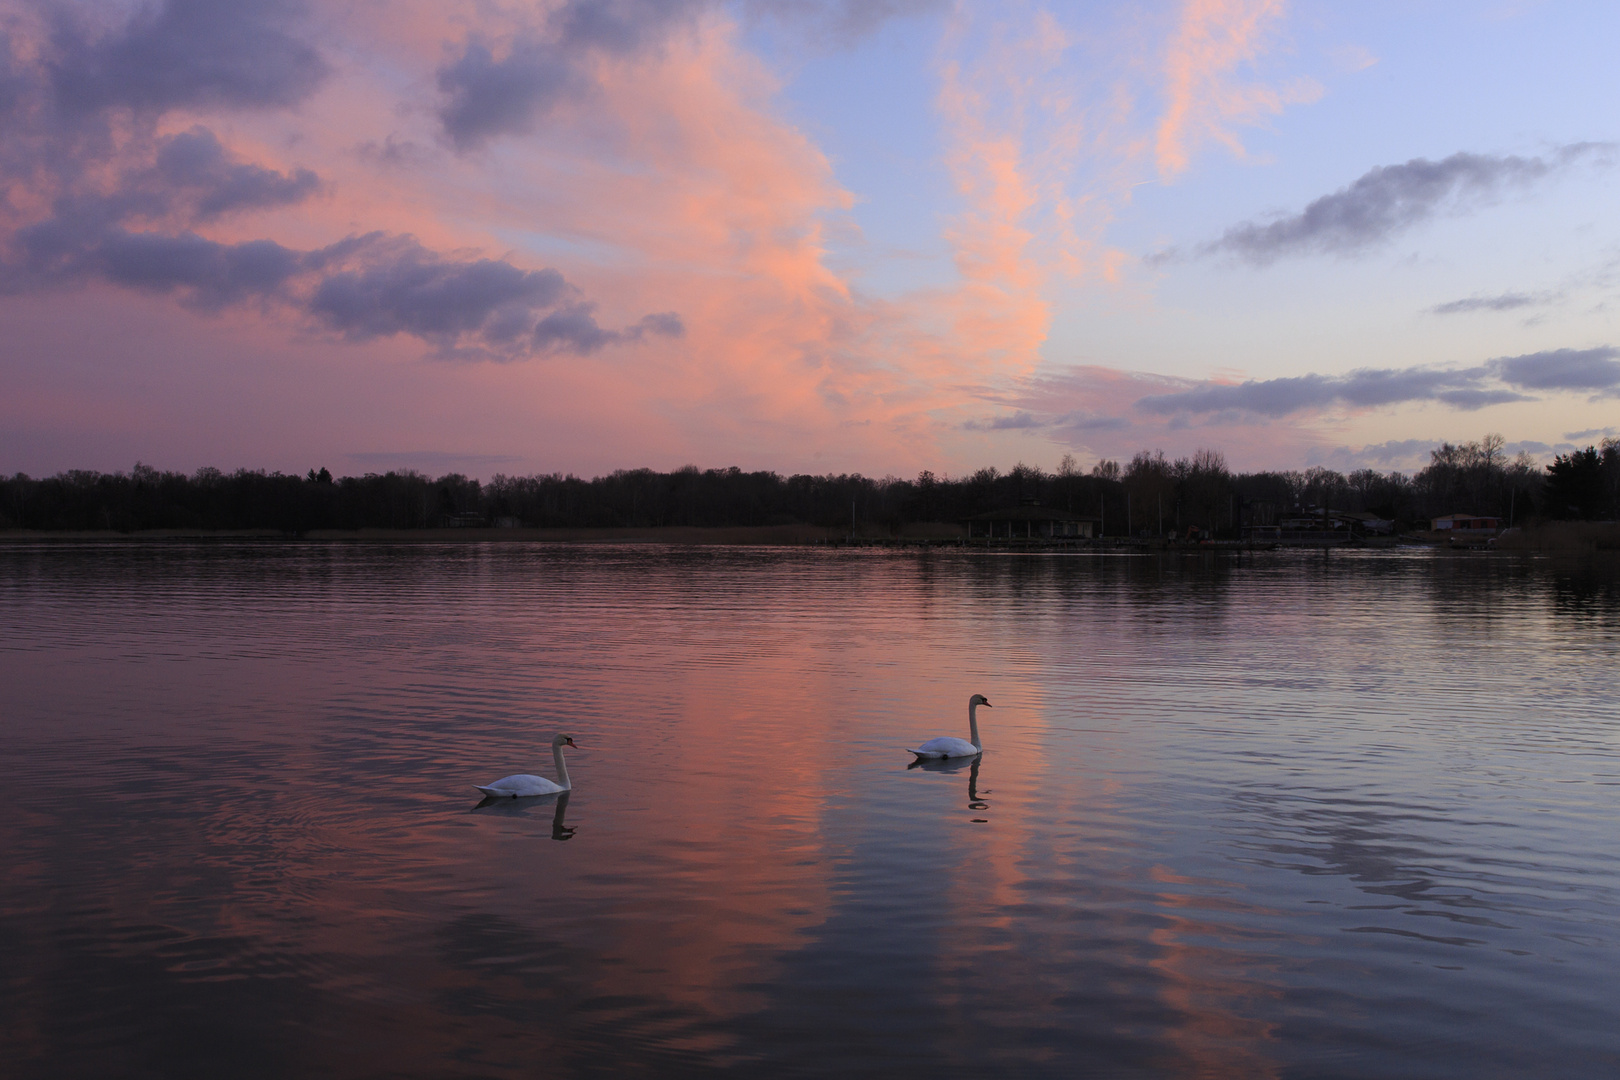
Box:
[476,733,577,797]
[907,695,991,759]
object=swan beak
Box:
[982,701,993,707]
[565,737,577,746]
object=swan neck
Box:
[968,701,981,750]
[552,743,573,790]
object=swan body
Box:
[907,695,991,759]
[476,773,565,797]
[476,733,576,798]
[910,736,980,758]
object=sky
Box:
[1,0,1617,480]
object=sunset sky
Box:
[3,0,1617,479]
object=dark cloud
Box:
[0,32,26,119]
[742,0,947,46]
[962,410,1042,431]
[5,122,322,292]
[0,12,325,272]
[309,237,569,343]
[1492,346,1620,390]
[0,10,325,223]
[532,303,682,354]
[6,215,679,357]
[0,4,680,361]
[11,210,301,309]
[153,128,320,218]
[532,304,619,354]
[3,135,319,254]
[1136,365,1519,417]
[436,41,580,151]
[1138,366,1488,417]
[1312,439,1440,469]
[437,0,944,148]
[632,311,684,337]
[437,0,704,149]
[48,0,327,116]
[1051,410,1130,432]
[1435,388,1534,408]
[96,231,303,308]
[1428,292,1547,316]
[551,0,705,52]
[1564,427,1617,441]
[1135,344,1620,419]
[960,408,1129,433]
[1203,145,1607,264]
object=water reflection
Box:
[1,543,1617,1079]
[472,790,577,840]
[1552,562,1620,628]
[907,755,990,818]
[906,754,977,773]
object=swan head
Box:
[551,733,577,748]
[970,694,992,708]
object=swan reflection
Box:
[472,790,577,840]
[907,755,990,817]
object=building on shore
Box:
[965,504,1101,540]
[1276,508,1394,536]
[1430,513,1502,534]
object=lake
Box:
[1,542,1617,1078]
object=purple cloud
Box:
[1201,146,1608,264]
[0,23,681,363]
[437,0,706,149]
[1135,366,1506,417]
[310,238,570,343]
[1491,346,1620,391]
[154,128,320,219]
[532,303,683,354]
[1429,292,1549,315]
[961,410,1043,431]
[1135,345,1620,419]
[48,0,328,116]
[437,0,948,149]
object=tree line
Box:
[2,435,1616,535]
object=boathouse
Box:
[965,503,1100,540]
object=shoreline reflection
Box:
[3,544,1616,1079]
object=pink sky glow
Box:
[2,1,1617,479]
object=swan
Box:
[475,733,577,797]
[907,694,991,759]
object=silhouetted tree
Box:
[0,435,1595,535]
[1545,446,1610,520]
[1124,451,1174,535]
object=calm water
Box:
[2,543,1618,1079]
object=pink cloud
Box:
[1154,0,1319,179]
[1,0,1357,480]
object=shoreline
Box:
[2,521,1615,555]
[0,524,844,545]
